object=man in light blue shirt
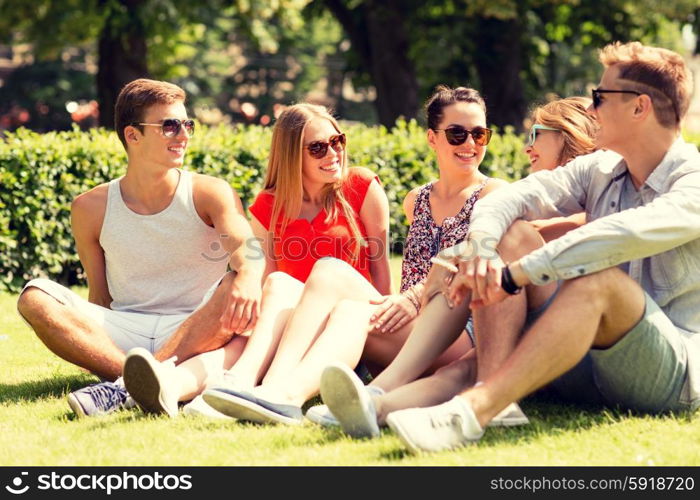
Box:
[386,41,700,454]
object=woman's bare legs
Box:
[254,300,382,405]
[224,272,304,387]
[261,258,382,387]
[367,264,473,392]
[373,350,477,426]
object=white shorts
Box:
[19,278,221,354]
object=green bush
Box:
[0,120,529,292]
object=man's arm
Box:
[518,169,700,286]
[194,175,265,334]
[71,186,112,307]
[467,153,595,243]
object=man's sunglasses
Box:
[526,124,560,147]
[306,133,346,159]
[591,88,641,109]
[433,126,492,146]
[132,118,196,138]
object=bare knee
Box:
[564,267,627,305]
[434,355,476,388]
[262,271,297,296]
[17,286,48,320]
[498,220,544,261]
[305,258,355,290]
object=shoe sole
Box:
[182,397,232,420]
[488,403,530,427]
[320,364,379,438]
[202,390,301,425]
[123,348,177,418]
[67,393,87,419]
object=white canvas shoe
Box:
[386,396,484,454]
[123,348,179,418]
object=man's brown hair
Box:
[114,79,186,149]
[599,41,693,128]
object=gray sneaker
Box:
[319,362,380,438]
[123,348,179,418]
[306,385,385,428]
[386,396,484,454]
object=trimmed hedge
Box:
[0,120,530,292]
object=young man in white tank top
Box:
[17,79,264,417]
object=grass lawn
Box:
[1,259,699,466]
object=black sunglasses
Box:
[306,133,346,159]
[434,126,492,146]
[132,118,196,138]
[591,88,641,109]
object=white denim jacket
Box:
[469,138,700,407]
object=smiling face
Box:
[525,128,565,172]
[428,101,487,174]
[301,117,345,189]
[588,65,637,152]
[127,101,190,170]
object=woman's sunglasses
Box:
[306,133,346,159]
[434,126,492,146]
[132,118,196,138]
[526,124,560,147]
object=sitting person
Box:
[16,78,264,417]
[121,102,395,418]
[383,41,700,454]
[525,96,597,241]
[199,86,505,424]
[316,96,599,438]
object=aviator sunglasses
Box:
[433,126,492,146]
[306,133,346,159]
[527,124,560,147]
[132,118,196,138]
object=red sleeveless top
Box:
[249,167,379,283]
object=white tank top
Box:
[99,169,228,314]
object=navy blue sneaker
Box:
[67,381,129,418]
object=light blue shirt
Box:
[469,138,700,405]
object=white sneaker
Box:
[386,396,484,454]
[488,402,530,427]
[182,395,232,420]
[306,385,385,428]
[123,348,179,418]
[319,363,380,438]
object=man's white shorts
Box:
[19,278,220,354]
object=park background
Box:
[1,0,700,465]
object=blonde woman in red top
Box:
[122,103,403,418]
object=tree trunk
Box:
[323,0,419,127]
[472,17,527,131]
[96,0,150,128]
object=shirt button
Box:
[541,274,550,281]
[611,201,616,207]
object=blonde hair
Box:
[599,41,692,128]
[263,103,364,258]
[532,97,598,164]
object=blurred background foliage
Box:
[0,0,698,131]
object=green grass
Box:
[2,261,699,466]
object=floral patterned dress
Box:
[400,179,489,293]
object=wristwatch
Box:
[501,265,522,295]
